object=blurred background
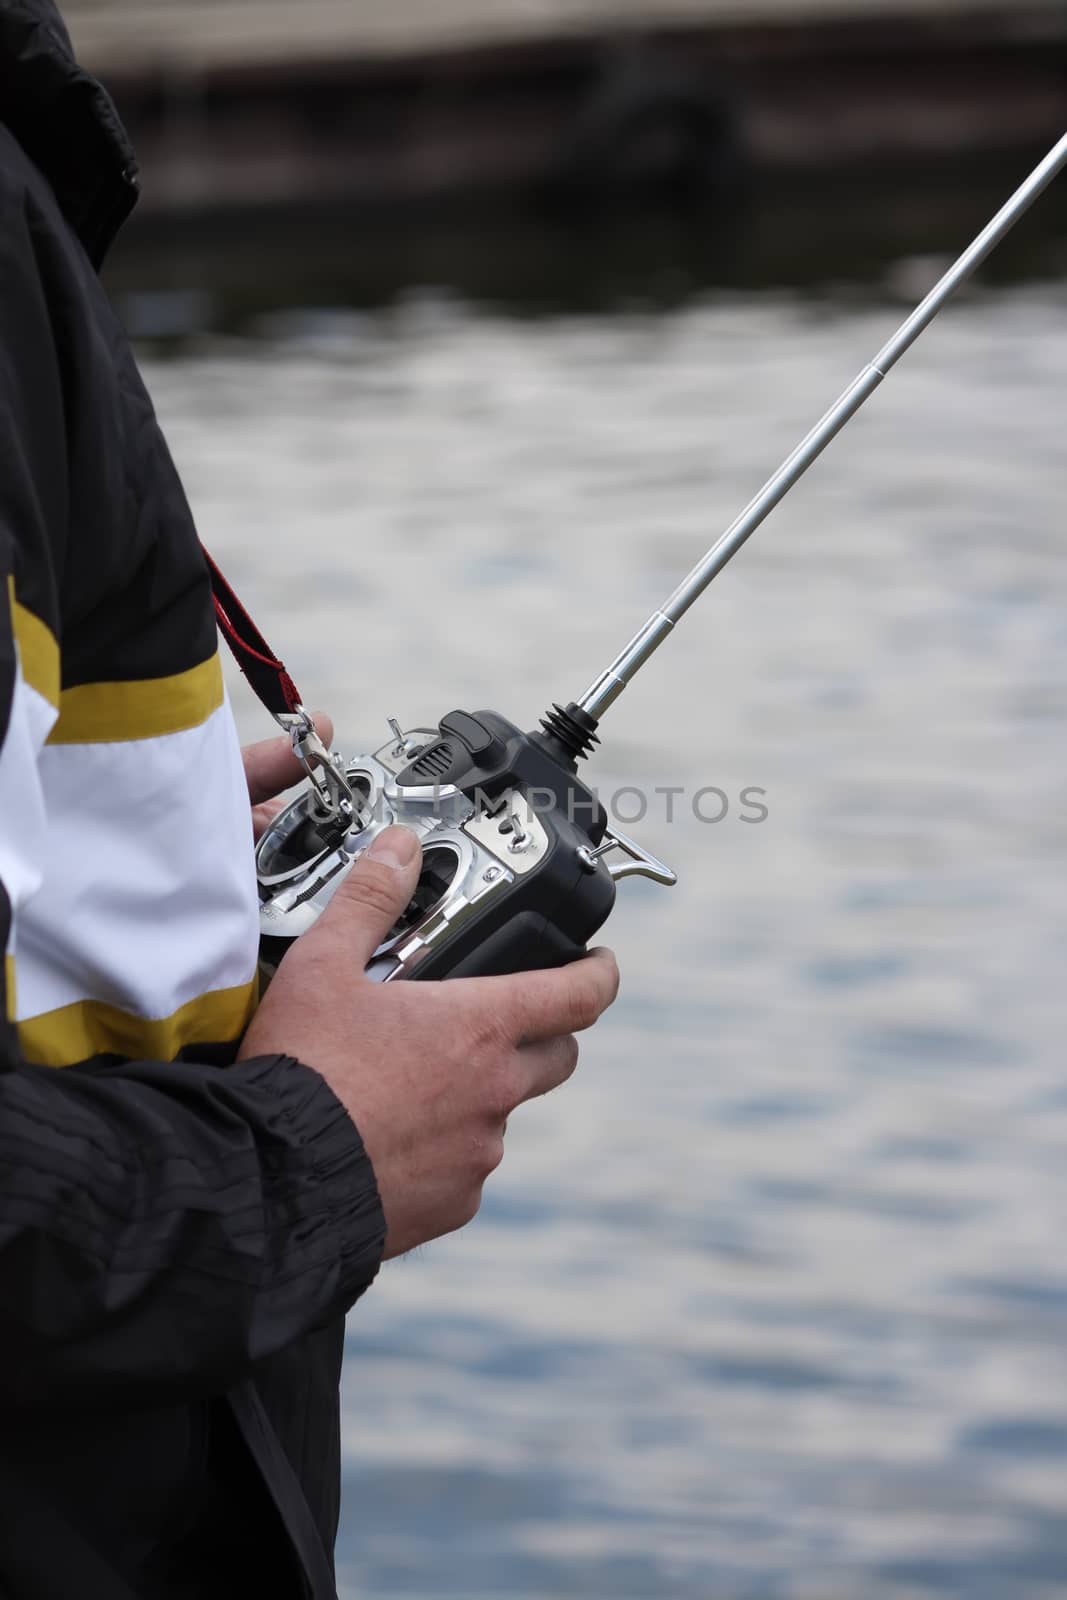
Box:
[69,1,1067,1595]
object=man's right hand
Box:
[238,825,620,1259]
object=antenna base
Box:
[536,702,601,766]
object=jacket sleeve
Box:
[0,178,385,1413]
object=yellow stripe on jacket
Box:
[7,576,60,709]
[48,653,225,744]
[18,977,259,1068]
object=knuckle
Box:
[483,1064,518,1129]
[567,979,600,1034]
[481,1133,505,1178]
[533,1036,578,1098]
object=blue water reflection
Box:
[148,277,1067,1598]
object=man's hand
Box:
[238,825,619,1259]
[243,713,333,840]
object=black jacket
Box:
[0,4,385,1595]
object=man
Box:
[0,3,619,1595]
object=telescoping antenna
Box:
[572,131,1067,728]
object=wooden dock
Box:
[62,0,1067,73]
[61,0,1067,217]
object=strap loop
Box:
[203,548,303,721]
[205,549,357,824]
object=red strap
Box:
[203,548,302,721]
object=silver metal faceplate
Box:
[257,726,552,979]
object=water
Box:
[143,265,1067,1598]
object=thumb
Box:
[315,825,423,969]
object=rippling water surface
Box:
[146,271,1067,1599]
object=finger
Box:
[312,825,422,968]
[251,796,288,842]
[465,948,620,1047]
[513,1033,580,1107]
[243,711,335,806]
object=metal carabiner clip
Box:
[280,706,361,831]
